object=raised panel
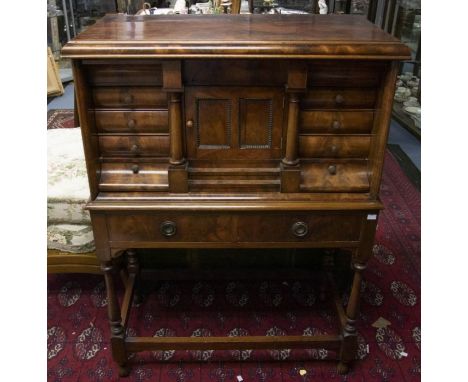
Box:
[196,99,232,149]
[239,99,273,149]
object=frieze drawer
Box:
[106,212,363,245]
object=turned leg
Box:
[337,260,366,375]
[101,261,130,377]
[126,249,143,305]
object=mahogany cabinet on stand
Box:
[62,14,410,376]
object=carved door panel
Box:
[185,87,284,160]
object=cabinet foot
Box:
[118,365,131,377]
[337,361,350,375]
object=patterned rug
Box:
[47,152,421,381]
[48,109,76,130]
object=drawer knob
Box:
[123,94,133,104]
[127,119,136,129]
[160,221,177,237]
[291,221,309,238]
[131,144,139,153]
[335,94,344,105]
[186,119,193,128]
[332,120,341,129]
[331,145,338,154]
[131,164,139,174]
[328,165,337,175]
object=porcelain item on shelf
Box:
[394,86,411,102]
[411,86,419,96]
[318,0,328,14]
[404,106,421,115]
[403,97,420,107]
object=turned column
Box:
[282,92,301,166]
[169,92,185,166]
[280,62,307,192]
[163,60,188,192]
[126,249,142,304]
[101,261,129,377]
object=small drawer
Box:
[94,110,169,134]
[92,87,168,108]
[299,111,374,134]
[86,64,163,86]
[301,88,377,109]
[301,162,370,192]
[99,162,168,192]
[99,135,169,157]
[298,135,371,158]
[237,213,362,243]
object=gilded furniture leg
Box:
[337,259,366,374]
[101,261,129,377]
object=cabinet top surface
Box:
[62,14,410,59]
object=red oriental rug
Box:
[47,145,420,381]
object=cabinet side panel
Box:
[368,61,399,197]
[72,60,100,199]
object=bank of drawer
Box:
[301,88,377,109]
[299,111,374,134]
[106,212,362,244]
[94,110,169,134]
[86,64,163,86]
[307,61,386,87]
[298,135,371,158]
[301,162,370,192]
[99,163,168,192]
[99,135,169,157]
[92,87,167,108]
[237,213,362,243]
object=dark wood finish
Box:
[64,14,409,375]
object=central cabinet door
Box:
[185,87,284,160]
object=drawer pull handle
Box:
[186,119,194,128]
[123,94,133,104]
[127,119,136,129]
[131,165,139,174]
[331,145,338,154]
[328,165,337,175]
[160,221,177,237]
[332,120,341,129]
[335,94,344,105]
[291,221,309,238]
[131,144,139,153]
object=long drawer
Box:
[92,87,168,108]
[94,110,169,134]
[85,64,163,86]
[99,135,170,157]
[298,135,371,158]
[106,212,363,244]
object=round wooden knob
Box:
[335,94,344,105]
[328,165,337,175]
[131,164,139,174]
[123,94,133,104]
[127,119,136,129]
[131,144,139,153]
[291,221,309,238]
[332,120,341,129]
[186,120,193,128]
[331,145,338,154]
[160,221,177,237]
